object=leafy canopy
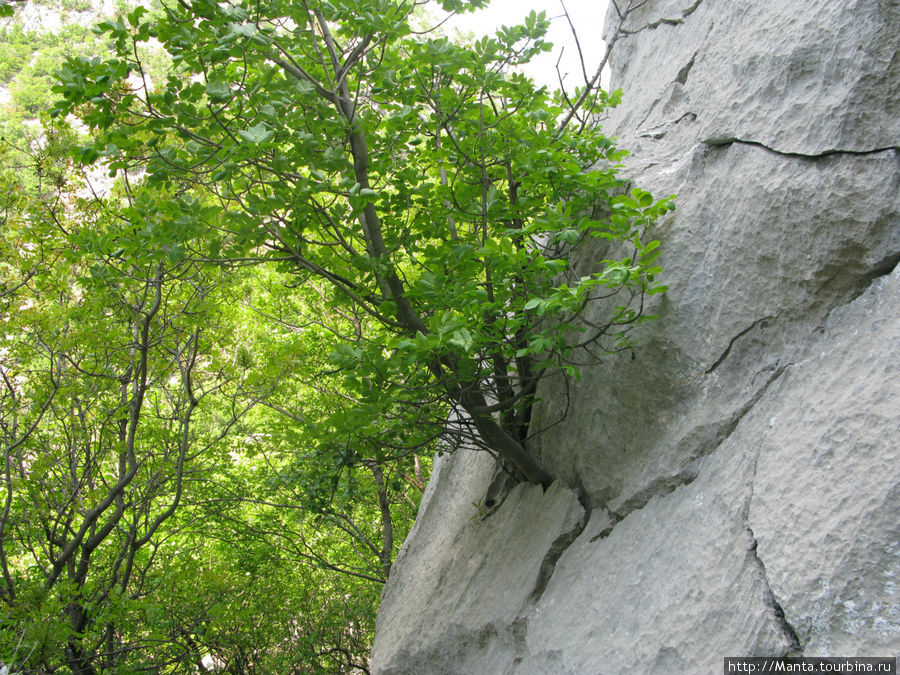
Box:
[0,119,413,672]
[50,0,673,487]
[0,0,675,670]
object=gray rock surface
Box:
[372,0,900,671]
[523,267,900,672]
[523,420,797,673]
[372,451,585,673]
[606,0,899,155]
[748,269,900,654]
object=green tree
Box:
[0,123,421,672]
[53,0,672,488]
[1,0,672,669]
[0,150,249,671]
[0,24,33,82]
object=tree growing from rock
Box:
[53,0,671,488]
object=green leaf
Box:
[167,244,185,263]
[206,80,232,102]
[237,123,274,145]
[127,5,148,27]
[544,259,567,274]
[449,328,473,351]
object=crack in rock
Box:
[747,527,804,655]
[706,316,774,374]
[609,362,791,520]
[639,112,697,140]
[588,513,621,543]
[608,457,703,520]
[616,0,703,36]
[631,53,699,133]
[813,250,899,320]
[850,250,900,296]
[701,137,900,159]
[713,361,790,446]
[526,506,590,607]
[745,435,804,655]
[680,0,702,18]
[509,617,528,660]
[675,52,697,85]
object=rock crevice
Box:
[746,528,804,656]
[607,359,789,520]
[701,137,900,160]
[615,0,704,35]
[705,316,774,374]
[526,507,590,607]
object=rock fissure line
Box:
[617,0,703,36]
[746,527,804,655]
[675,52,697,85]
[706,316,774,374]
[588,514,621,543]
[701,137,900,160]
[815,250,899,325]
[744,439,804,655]
[638,112,698,139]
[526,506,590,607]
[509,617,529,660]
[607,463,701,520]
[857,251,900,289]
[680,0,702,18]
[719,362,791,440]
[608,362,790,521]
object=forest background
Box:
[0,0,668,672]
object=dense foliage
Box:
[1,0,671,672]
[0,134,416,671]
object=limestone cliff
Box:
[371,1,900,671]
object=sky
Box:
[443,0,612,90]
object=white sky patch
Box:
[442,0,611,91]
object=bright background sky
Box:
[443,0,612,90]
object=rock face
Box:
[371,1,900,671]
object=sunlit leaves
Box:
[30,0,675,654]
